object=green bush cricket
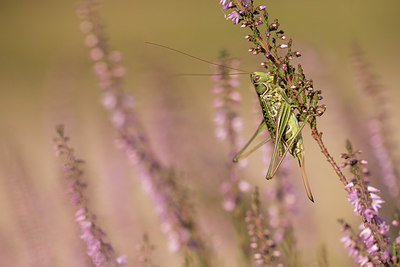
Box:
[233,72,314,202]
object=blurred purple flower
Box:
[220,0,233,10]
[227,11,240,24]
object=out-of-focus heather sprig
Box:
[211,51,250,211]
[54,125,127,267]
[211,51,252,262]
[136,234,157,267]
[219,0,349,188]
[352,46,400,199]
[339,219,378,267]
[264,160,299,264]
[245,187,298,266]
[77,1,212,265]
[338,140,398,266]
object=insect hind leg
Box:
[268,115,310,179]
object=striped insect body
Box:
[234,71,314,202]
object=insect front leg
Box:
[233,120,271,162]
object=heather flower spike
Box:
[137,234,157,267]
[211,51,254,263]
[338,140,399,266]
[211,51,246,210]
[77,0,213,265]
[245,187,289,266]
[54,125,126,267]
[352,46,400,200]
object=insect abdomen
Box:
[261,91,304,158]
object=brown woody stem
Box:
[310,124,350,190]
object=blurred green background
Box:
[0,0,399,266]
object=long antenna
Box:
[174,72,249,77]
[145,42,249,74]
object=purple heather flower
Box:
[359,227,372,242]
[229,90,241,101]
[112,65,127,77]
[85,34,99,47]
[238,180,250,192]
[215,126,227,140]
[116,255,128,265]
[102,92,118,110]
[213,97,224,108]
[346,183,385,223]
[341,234,374,266]
[219,0,231,9]
[109,50,123,62]
[367,186,379,193]
[227,11,240,24]
[341,235,359,259]
[242,0,251,7]
[378,221,390,235]
[93,61,108,75]
[80,21,93,33]
[362,207,376,221]
[381,251,390,262]
[70,192,82,205]
[213,109,227,126]
[89,47,104,61]
[111,110,126,128]
[347,189,360,212]
[359,225,382,262]
[228,77,240,88]
[358,256,371,266]
[232,116,243,132]
[369,193,384,212]
[223,196,236,211]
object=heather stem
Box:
[310,124,349,189]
